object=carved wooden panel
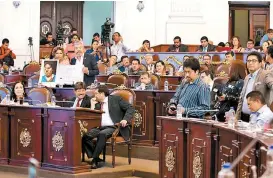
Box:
[43,108,101,173]
[155,91,175,142]
[9,107,42,166]
[186,121,215,178]
[0,106,9,164]
[40,1,83,39]
[158,117,185,178]
[239,137,256,178]
[40,1,55,38]
[133,91,155,144]
[215,128,238,176]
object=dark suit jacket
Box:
[99,95,135,141]
[70,95,91,108]
[167,44,188,52]
[70,53,99,86]
[197,44,216,52]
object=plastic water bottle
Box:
[261,145,273,177]
[94,78,98,87]
[51,95,56,106]
[228,107,235,128]
[28,78,32,87]
[267,145,273,164]
[218,163,235,178]
[8,67,12,75]
[164,80,169,91]
[176,104,183,119]
[6,94,10,105]
[124,67,129,75]
[169,67,173,76]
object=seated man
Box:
[246,91,273,128]
[40,32,56,46]
[168,57,210,118]
[135,72,154,90]
[118,56,130,73]
[71,82,91,108]
[129,58,143,75]
[144,54,155,73]
[0,38,16,66]
[82,85,134,169]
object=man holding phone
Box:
[168,57,210,118]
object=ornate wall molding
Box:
[52,131,64,152]
[20,128,31,147]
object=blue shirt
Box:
[170,77,210,118]
[260,34,272,46]
[250,105,273,128]
[85,49,101,62]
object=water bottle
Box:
[164,80,169,91]
[94,78,98,87]
[261,145,273,177]
[267,145,273,164]
[176,104,183,119]
[218,163,235,178]
[169,67,173,76]
[124,67,129,75]
[28,78,32,87]
[228,107,235,128]
[51,95,56,107]
[6,94,10,105]
[8,67,12,75]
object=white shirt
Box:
[72,98,83,108]
[75,55,84,66]
[110,42,129,62]
[101,97,114,126]
[250,105,273,127]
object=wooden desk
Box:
[42,107,102,173]
[157,117,273,178]
[9,106,43,166]
[0,106,9,164]
[40,46,54,59]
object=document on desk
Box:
[57,65,83,84]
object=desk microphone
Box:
[23,99,43,105]
[186,109,219,120]
[99,82,119,87]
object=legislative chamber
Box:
[1,0,273,178]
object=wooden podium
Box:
[42,107,102,173]
[9,106,43,166]
[0,106,9,164]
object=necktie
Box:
[100,102,104,111]
[76,99,82,107]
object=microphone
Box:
[23,99,43,106]
[99,82,119,87]
[186,109,219,120]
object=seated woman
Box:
[137,40,154,52]
[259,41,269,53]
[1,82,29,105]
[230,36,245,52]
[64,34,84,59]
[106,55,119,74]
[52,47,70,65]
[85,40,102,62]
[154,60,166,76]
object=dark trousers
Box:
[82,126,116,159]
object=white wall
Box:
[0,0,40,69]
[115,0,229,50]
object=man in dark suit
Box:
[70,44,99,86]
[197,36,216,52]
[167,36,188,52]
[70,82,91,108]
[82,85,135,169]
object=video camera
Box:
[101,18,115,45]
[56,21,65,45]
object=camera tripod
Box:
[28,37,34,63]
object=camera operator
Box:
[110,32,130,63]
[213,69,244,122]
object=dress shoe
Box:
[90,159,98,169]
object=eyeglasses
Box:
[246,59,259,63]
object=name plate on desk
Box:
[58,65,83,85]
